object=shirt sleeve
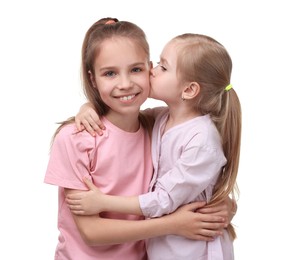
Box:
[44,125,95,190]
[139,139,226,217]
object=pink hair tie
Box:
[105,20,116,25]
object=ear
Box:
[182,82,200,100]
[149,61,153,69]
[88,70,97,89]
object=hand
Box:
[169,201,225,241]
[66,178,105,215]
[75,102,105,136]
[196,197,237,226]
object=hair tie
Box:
[105,20,116,25]
[225,84,232,91]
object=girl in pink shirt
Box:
[68,33,241,259]
[45,18,230,260]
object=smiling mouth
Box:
[118,94,136,101]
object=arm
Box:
[138,145,226,218]
[75,102,166,136]
[66,188,225,245]
[47,125,225,246]
[65,134,235,221]
[67,178,235,226]
[66,178,143,215]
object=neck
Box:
[164,105,201,133]
[106,110,140,132]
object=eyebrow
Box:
[99,62,147,72]
[159,57,169,66]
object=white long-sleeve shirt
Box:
[139,108,233,260]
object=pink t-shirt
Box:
[44,117,153,260]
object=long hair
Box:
[173,34,242,239]
[81,18,150,115]
[52,18,153,142]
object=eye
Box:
[132,67,142,73]
[156,61,166,71]
[104,71,116,77]
[158,63,167,71]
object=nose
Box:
[150,67,155,77]
[117,74,132,89]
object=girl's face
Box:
[149,41,181,104]
[93,37,150,117]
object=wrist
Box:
[102,195,112,212]
[160,213,177,236]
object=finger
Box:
[205,214,225,222]
[197,206,229,224]
[66,192,84,200]
[197,205,221,214]
[202,221,225,230]
[75,118,85,132]
[66,197,82,205]
[183,201,207,211]
[70,209,86,215]
[83,178,97,190]
[67,203,85,214]
[90,113,106,131]
[86,115,105,136]
[82,120,97,137]
[67,203,82,210]
[200,228,223,237]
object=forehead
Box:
[94,37,148,67]
[160,41,178,64]
[102,37,147,57]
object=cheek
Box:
[98,91,109,104]
[96,83,111,101]
[149,78,159,95]
[139,75,150,92]
[151,75,165,91]
[149,80,162,99]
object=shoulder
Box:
[54,123,77,137]
[187,115,222,148]
[53,123,96,150]
[155,107,168,121]
[55,123,91,140]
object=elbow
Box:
[73,215,118,246]
[145,195,174,217]
[73,214,107,246]
[79,226,96,246]
[78,224,105,246]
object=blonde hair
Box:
[53,18,153,140]
[173,34,242,239]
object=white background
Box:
[1,0,290,259]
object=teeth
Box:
[119,95,135,101]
